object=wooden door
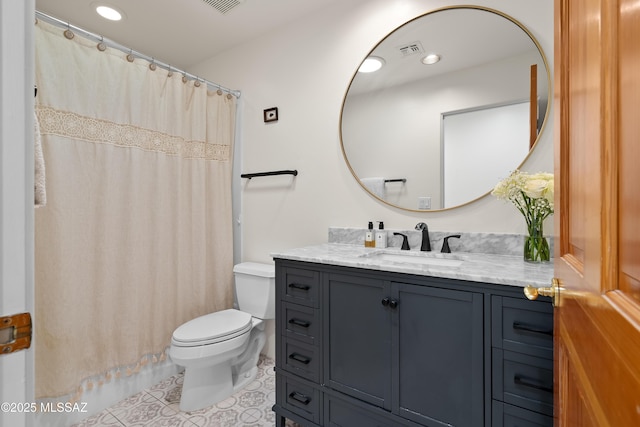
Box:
[554,0,640,425]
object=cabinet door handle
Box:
[288,352,311,365]
[288,318,311,328]
[289,391,311,405]
[513,321,553,336]
[382,298,398,308]
[514,375,553,393]
[288,282,311,291]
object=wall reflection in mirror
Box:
[340,6,550,211]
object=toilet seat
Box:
[171,309,252,347]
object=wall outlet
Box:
[418,197,431,210]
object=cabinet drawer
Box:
[325,394,400,427]
[277,374,322,425]
[282,338,320,383]
[493,349,553,417]
[280,266,321,308]
[282,302,319,345]
[492,296,553,359]
[492,401,553,427]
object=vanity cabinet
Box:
[273,259,553,427]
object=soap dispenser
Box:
[375,221,387,248]
[365,222,375,247]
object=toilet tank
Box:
[233,262,276,319]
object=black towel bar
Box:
[385,178,406,183]
[241,170,298,179]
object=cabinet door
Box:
[393,283,484,427]
[324,273,392,410]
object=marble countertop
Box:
[271,243,554,288]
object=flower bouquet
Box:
[492,171,554,262]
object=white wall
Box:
[192,0,554,264]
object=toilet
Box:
[169,262,276,412]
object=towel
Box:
[361,177,386,199]
[34,110,47,207]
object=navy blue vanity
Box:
[272,244,554,426]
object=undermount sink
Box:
[361,250,464,267]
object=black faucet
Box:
[415,222,431,251]
[441,235,461,253]
[393,233,410,250]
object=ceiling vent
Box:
[201,0,244,14]
[397,41,425,57]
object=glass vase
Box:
[524,221,550,263]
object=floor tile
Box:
[71,410,125,427]
[74,356,280,427]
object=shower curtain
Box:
[34,20,236,399]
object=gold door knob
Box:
[524,278,563,306]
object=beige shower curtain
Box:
[34,20,236,399]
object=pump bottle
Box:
[365,222,375,247]
[375,221,387,248]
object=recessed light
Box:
[358,56,385,73]
[421,54,441,65]
[96,5,123,21]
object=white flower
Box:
[492,170,554,222]
[523,179,547,199]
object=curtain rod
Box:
[35,10,241,99]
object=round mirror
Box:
[340,6,550,211]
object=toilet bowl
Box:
[169,262,275,412]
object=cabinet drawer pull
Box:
[381,298,390,306]
[513,321,553,336]
[289,318,311,328]
[514,375,553,393]
[289,391,311,405]
[289,282,311,291]
[288,352,311,365]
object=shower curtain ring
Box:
[182,73,188,84]
[149,58,157,71]
[126,49,135,63]
[167,65,174,78]
[64,23,74,40]
[194,77,201,88]
[97,36,107,52]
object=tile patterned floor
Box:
[71,356,294,427]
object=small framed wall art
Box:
[263,107,278,123]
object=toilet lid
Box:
[172,309,252,345]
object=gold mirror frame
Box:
[339,5,551,212]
